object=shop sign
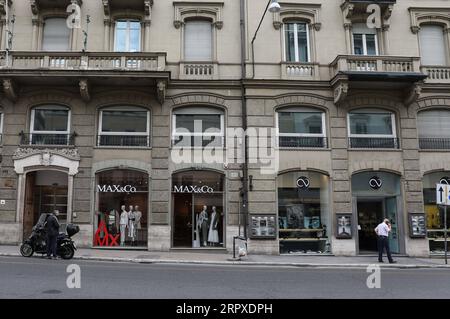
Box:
[296,176,310,189]
[96,185,137,193]
[369,176,382,190]
[173,185,214,193]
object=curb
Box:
[1,252,450,269]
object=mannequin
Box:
[133,205,142,245]
[128,205,136,245]
[108,209,119,235]
[196,205,209,247]
[119,205,129,246]
[208,206,220,246]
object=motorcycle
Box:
[20,213,79,260]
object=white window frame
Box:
[172,111,225,148]
[30,106,71,144]
[283,22,310,63]
[98,107,150,147]
[114,19,141,52]
[347,110,397,139]
[352,32,379,56]
[42,17,71,51]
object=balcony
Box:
[349,137,399,149]
[20,132,76,146]
[278,136,328,148]
[330,55,426,104]
[97,135,151,148]
[281,62,320,80]
[421,66,450,84]
[419,138,450,150]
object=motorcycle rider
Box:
[45,210,60,260]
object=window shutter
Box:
[184,21,212,61]
[42,18,70,51]
[419,25,446,66]
[418,110,450,138]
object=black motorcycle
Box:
[20,213,79,260]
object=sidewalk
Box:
[1,245,449,269]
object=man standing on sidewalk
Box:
[374,219,396,264]
[45,210,60,260]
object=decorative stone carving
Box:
[13,147,80,161]
[173,2,224,30]
[272,3,322,31]
[333,82,349,105]
[0,0,11,16]
[40,152,53,166]
[156,80,166,105]
[409,7,450,34]
[102,0,110,16]
[404,83,422,106]
[3,78,17,102]
[79,78,90,102]
[30,0,39,16]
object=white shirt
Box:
[375,222,390,237]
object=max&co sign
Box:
[97,185,137,193]
[173,185,214,193]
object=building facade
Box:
[0,0,449,257]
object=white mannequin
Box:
[196,205,209,247]
[133,205,142,245]
[208,206,219,246]
[128,205,136,243]
[119,205,128,246]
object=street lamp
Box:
[251,0,281,78]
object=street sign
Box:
[436,183,450,205]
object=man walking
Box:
[45,210,60,260]
[374,218,396,264]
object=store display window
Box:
[94,169,148,248]
[172,170,225,248]
[423,172,450,253]
[277,171,331,254]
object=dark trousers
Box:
[46,234,58,257]
[377,235,393,262]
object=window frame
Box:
[418,24,448,66]
[98,107,150,139]
[114,19,142,52]
[183,19,214,62]
[282,22,311,63]
[41,17,72,51]
[276,108,326,138]
[347,109,397,139]
[171,109,225,148]
[30,105,71,136]
[351,25,379,56]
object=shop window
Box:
[284,22,310,63]
[42,18,71,51]
[29,105,71,145]
[184,20,213,61]
[277,171,331,254]
[423,172,450,254]
[94,169,148,248]
[419,25,447,66]
[172,107,224,148]
[114,20,141,52]
[348,108,398,148]
[352,23,378,56]
[277,107,326,148]
[418,110,450,149]
[172,170,225,248]
[98,106,150,147]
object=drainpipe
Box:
[239,0,248,238]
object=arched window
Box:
[29,105,71,145]
[277,106,326,148]
[98,106,150,147]
[418,109,450,149]
[42,18,70,51]
[348,108,398,149]
[172,106,224,148]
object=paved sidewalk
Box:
[1,245,449,269]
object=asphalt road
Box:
[0,256,449,299]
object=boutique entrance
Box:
[172,171,224,248]
[352,171,402,254]
[23,170,68,238]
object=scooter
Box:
[20,213,79,260]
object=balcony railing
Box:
[331,55,421,78]
[281,62,319,80]
[97,135,150,147]
[421,66,450,83]
[20,132,76,146]
[0,51,166,72]
[278,136,328,148]
[349,137,399,149]
[419,138,450,150]
[179,62,217,79]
